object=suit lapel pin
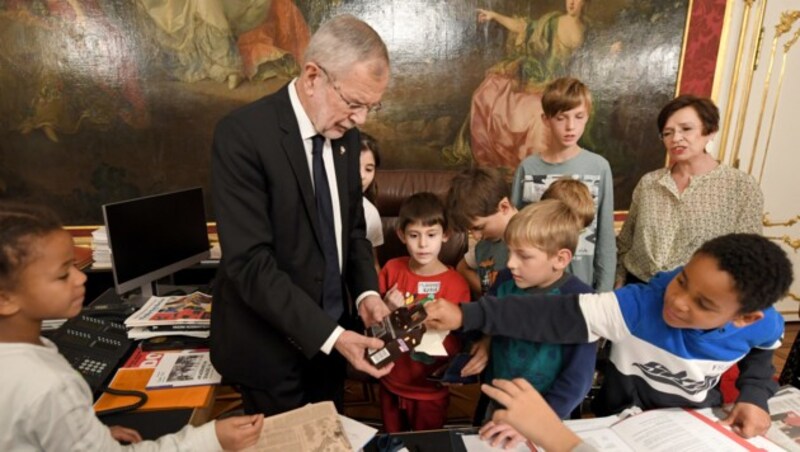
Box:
[339,145,346,155]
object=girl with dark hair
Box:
[360,132,384,275]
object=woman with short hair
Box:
[615,95,763,285]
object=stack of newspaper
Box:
[91,227,112,269]
[241,401,376,452]
[124,292,212,340]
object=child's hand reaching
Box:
[479,420,527,450]
[110,425,142,444]
[482,378,582,452]
[383,284,405,311]
[423,298,463,331]
[215,414,264,450]
[719,402,771,438]
[461,335,491,377]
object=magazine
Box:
[563,407,782,452]
[122,347,210,369]
[124,292,212,328]
[145,350,221,389]
[94,368,214,412]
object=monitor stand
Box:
[119,283,154,308]
[120,282,205,308]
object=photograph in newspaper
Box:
[125,292,212,327]
[146,350,221,389]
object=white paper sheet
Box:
[414,328,448,356]
[338,414,377,451]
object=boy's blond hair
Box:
[542,77,593,118]
[541,179,595,228]
[504,199,583,255]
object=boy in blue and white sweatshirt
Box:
[425,233,794,439]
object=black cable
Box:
[95,387,149,417]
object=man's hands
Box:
[462,335,491,377]
[482,378,582,452]
[423,298,464,331]
[334,330,394,378]
[215,414,264,450]
[358,294,390,327]
[720,402,772,438]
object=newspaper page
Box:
[124,292,211,327]
[766,385,800,451]
[145,350,221,389]
[242,402,353,452]
[562,408,781,452]
[338,415,377,451]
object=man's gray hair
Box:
[303,14,389,79]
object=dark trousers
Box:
[239,350,346,416]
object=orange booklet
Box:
[93,368,213,412]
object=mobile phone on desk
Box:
[427,353,479,385]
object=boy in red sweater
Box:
[378,192,470,432]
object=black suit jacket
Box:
[209,84,378,390]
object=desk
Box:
[364,427,478,452]
[92,354,218,441]
[78,290,217,440]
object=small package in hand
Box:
[366,304,427,368]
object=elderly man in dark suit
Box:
[210,14,393,415]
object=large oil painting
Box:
[0,0,693,224]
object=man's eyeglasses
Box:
[316,63,382,114]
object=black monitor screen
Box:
[102,187,210,295]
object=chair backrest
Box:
[373,170,467,268]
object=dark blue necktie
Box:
[311,134,344,320]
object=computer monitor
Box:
[102,187,210,302]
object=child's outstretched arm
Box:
[425,291,631,345]
[424,298,464,331]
